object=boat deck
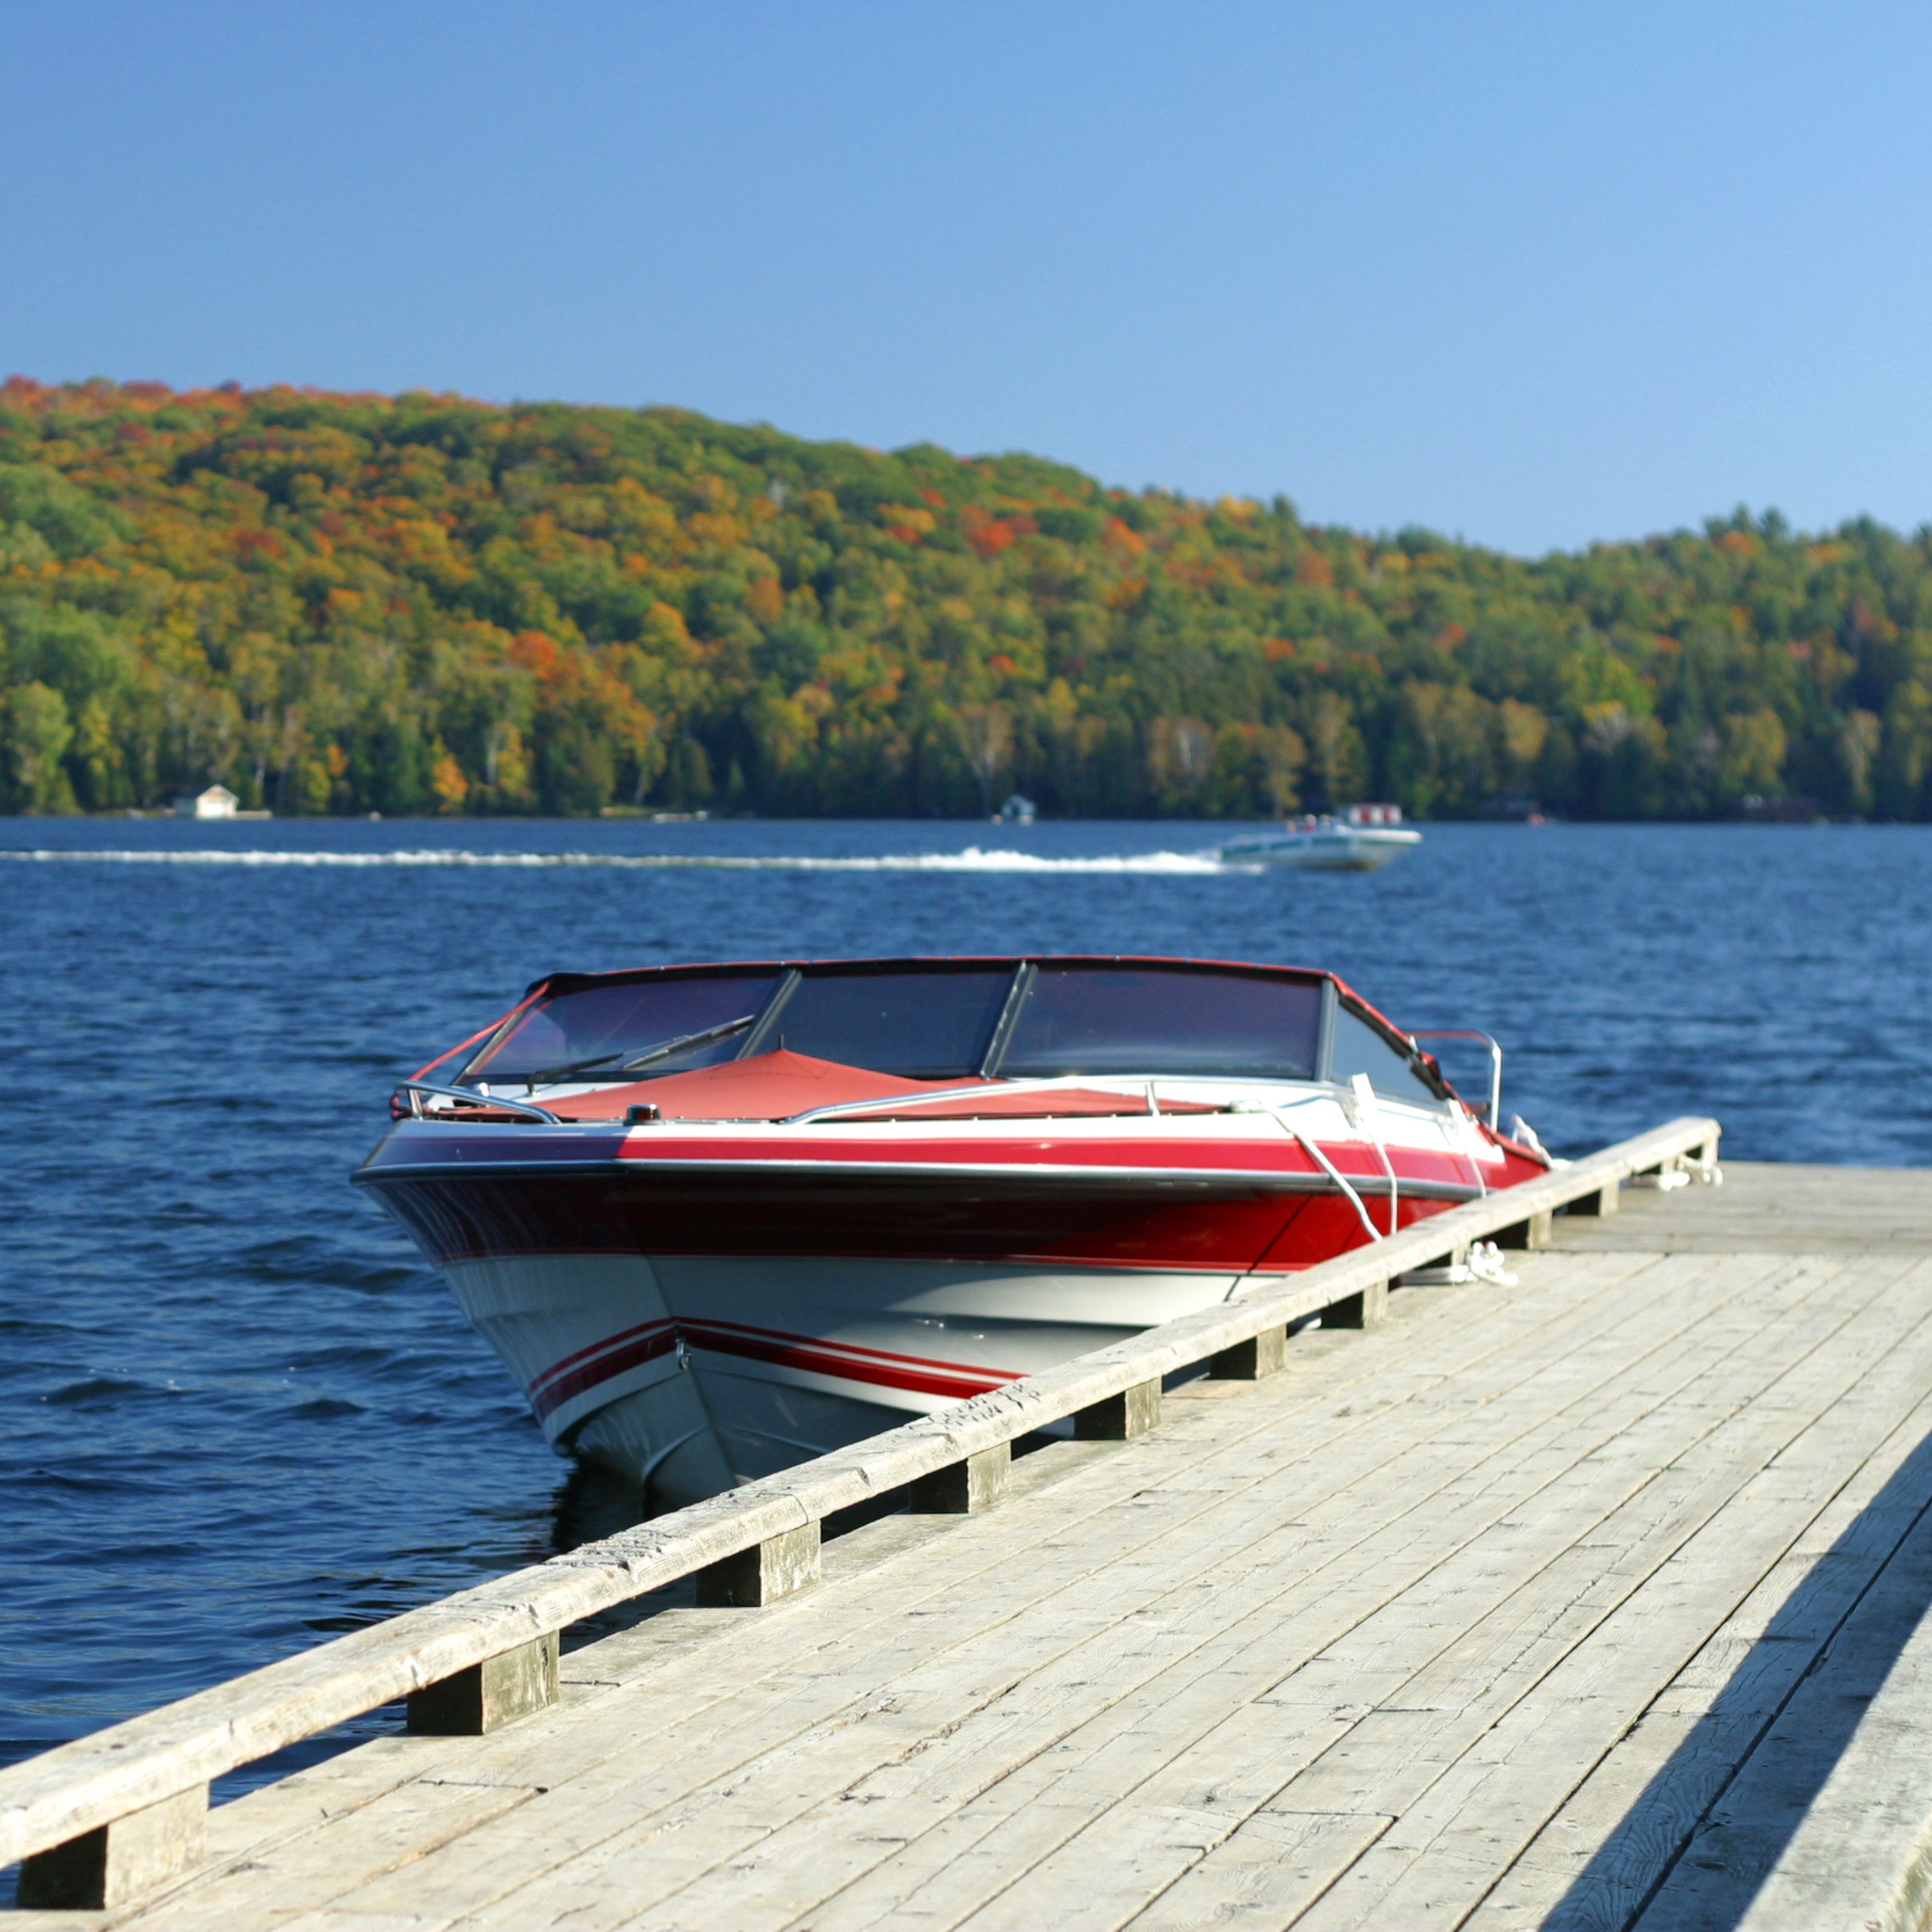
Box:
[18,1160,1932,1930]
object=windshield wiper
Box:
[622,1013,757,1070]
[517,1049,630,1088]
[516,1013,760,1090]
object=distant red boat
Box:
[357,956,1548,1505]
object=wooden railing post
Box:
[1075,1378,1161,1439]
[16,1785,208,1910]
[1321,1279,1389,1329]
[1565,1182,1620,1218]
[695,1522,821,1606]
[908,1443,1012,1513]
[1496,1209,1554,1249]
[1210,1326,1287,1380]
[407,1631,560,1736]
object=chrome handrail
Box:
[783,1069,1435,1129]
[1410,1030,1503,1125]
[783,1073,1190,1127]
[397,1081,561,1125]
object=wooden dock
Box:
[13,1129,1932,1929]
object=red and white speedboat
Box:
[356,957,1548,1505]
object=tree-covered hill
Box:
[2,376,1930,820]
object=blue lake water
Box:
[2,815,1929,1867]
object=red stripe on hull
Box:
[534,1314,673,1392]
[531,1320,678,1418]
[364,1122,1491,1198]
[682,1320,1018,1401]
[611,1132,1350,1176]
[527,1315,1020,1420]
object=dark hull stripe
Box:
[360,1164,1477,1275]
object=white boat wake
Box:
[1,844,1250,875]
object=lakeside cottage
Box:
[172,784,239,819]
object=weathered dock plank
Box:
[1551,1157,1932,1253]
[19,1144,1932,1930]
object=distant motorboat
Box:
[996,793,1037,824]
[1220,804,1422,872]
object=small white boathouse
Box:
[172,784,240,819]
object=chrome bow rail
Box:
[1411,1029,1503,1125]
[394,1081,562,1125]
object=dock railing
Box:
[0,1115,1721,1910]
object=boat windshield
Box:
[464,973,781,1085]
[770,967,1013,1078]
[1329,1004,1439,1104]
[454,958,1333,1091]
[995,964,1322,1081]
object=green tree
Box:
[2,681,77,812]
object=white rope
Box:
[1459,1107,1490,1196]
[1281,1120,1384,1244]
[1350,1077,1400,1236]
[1369,1132,1399,1235]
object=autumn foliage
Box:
[3,376,1931,820]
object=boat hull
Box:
[1220,829,1423,871]
[359,1140,1491,1503]
[436,1250,1255,1504]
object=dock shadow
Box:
[1547,1427,1932,1930]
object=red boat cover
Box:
[541,1049,977,1123]
[538,1049,1216,1124]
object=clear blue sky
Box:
[5,1,1931,554]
